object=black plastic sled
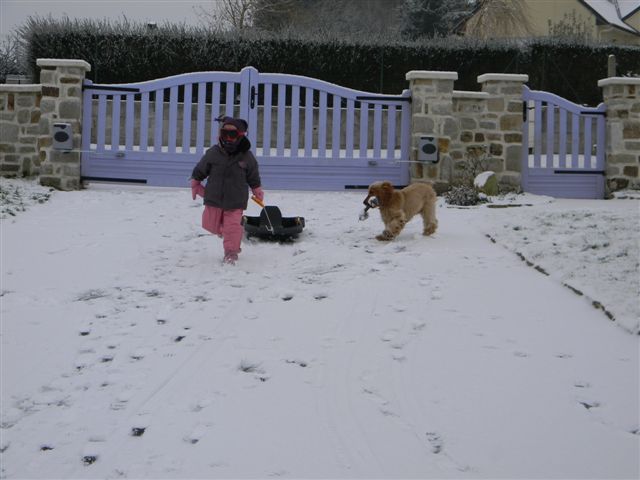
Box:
[242,206,305,241]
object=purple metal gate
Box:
[81,66,411,190]
[521,86,606,199]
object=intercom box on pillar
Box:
[418,136,439,163]
[52,123,73,151]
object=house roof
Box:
[618,0,640,19]
[580,0,640,34]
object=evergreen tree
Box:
[398,0,474,39]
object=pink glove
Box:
[251,186,264,202]
[191,179,205,200]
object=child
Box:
[190,116,264,265]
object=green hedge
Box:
[22,17,640,105]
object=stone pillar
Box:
[0,85,42,176]
[597,77,640,191]
[477,74,529,189]
[406,71,458,193]
[36,58,91,190]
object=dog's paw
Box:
[423,223,437,236]
[376,232,394,241]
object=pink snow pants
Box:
[202,206,244,256]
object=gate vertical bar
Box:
[182,84,192,153]
[81,81,93,156]
[168,86,178,154]
[111,94,121,151]
[276,84,286,156]
[196,83,206,155]
[154,89,164,153]
[140,92,149,151]
[125,94,134,151]
[291,85,300,157]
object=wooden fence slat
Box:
[263,84,272,156]
[125,94,134,151]
[277,84,286,156]
[96,95,107,152]
[571,112,580,168]
[211,82,220,146]
[154,89,164,152]
[533,100,542,168]
[225,82,235,117]
[140,92,149,152]
[81,89,93,154]
[359,102,369,158]
[111,94,121,151]
[304,88,313,157]
[596,115,606,170]
[386,105,397,160]
[546,102,554,167]
[182,84,192,153]
[584,116,593,169]
[346,99,355,158]
[559,108,567,167]
[196,82,206,155]
[332,95,341,159]
[318,91,327,158]
[290,85,300,157]
[373,104,382,158]
[168,86,178,154]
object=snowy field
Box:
[1,177,638,479]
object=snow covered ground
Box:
[1,178,638,479]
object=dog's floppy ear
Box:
[377,181,394,204]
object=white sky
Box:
[1,0,215,37]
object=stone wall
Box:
[598,77,640,191]
[1,59,638,194]
[36,59,91,190]
[407,71,528,193]
[0,85,42,176]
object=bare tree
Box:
[195,0,256,31]
[464,0,534,39]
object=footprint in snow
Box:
[184,424,210,444]
[426,432,443,454]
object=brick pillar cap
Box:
[36,58,91,71]
[598,77,640,87]
[477,73,528,83]
[0,84,42,92]
[406,71,458,81]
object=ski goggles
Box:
[220,128,244,141]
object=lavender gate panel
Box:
[276,84,286,156]
[125,94,134,151]
[111,94,121,151]
[182,84,192,153]
[81,68,410,189]
[332,94,341,159]
[210,82,220,146]
[290,86,300,157]
[386,105,396,161]
[521,85,606,199]
[154,89,164,153]
[140,92,149,151]
[195,82,206,154]
[168,86,178,154]
[304,88,313,158]
[318,91,327,158]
